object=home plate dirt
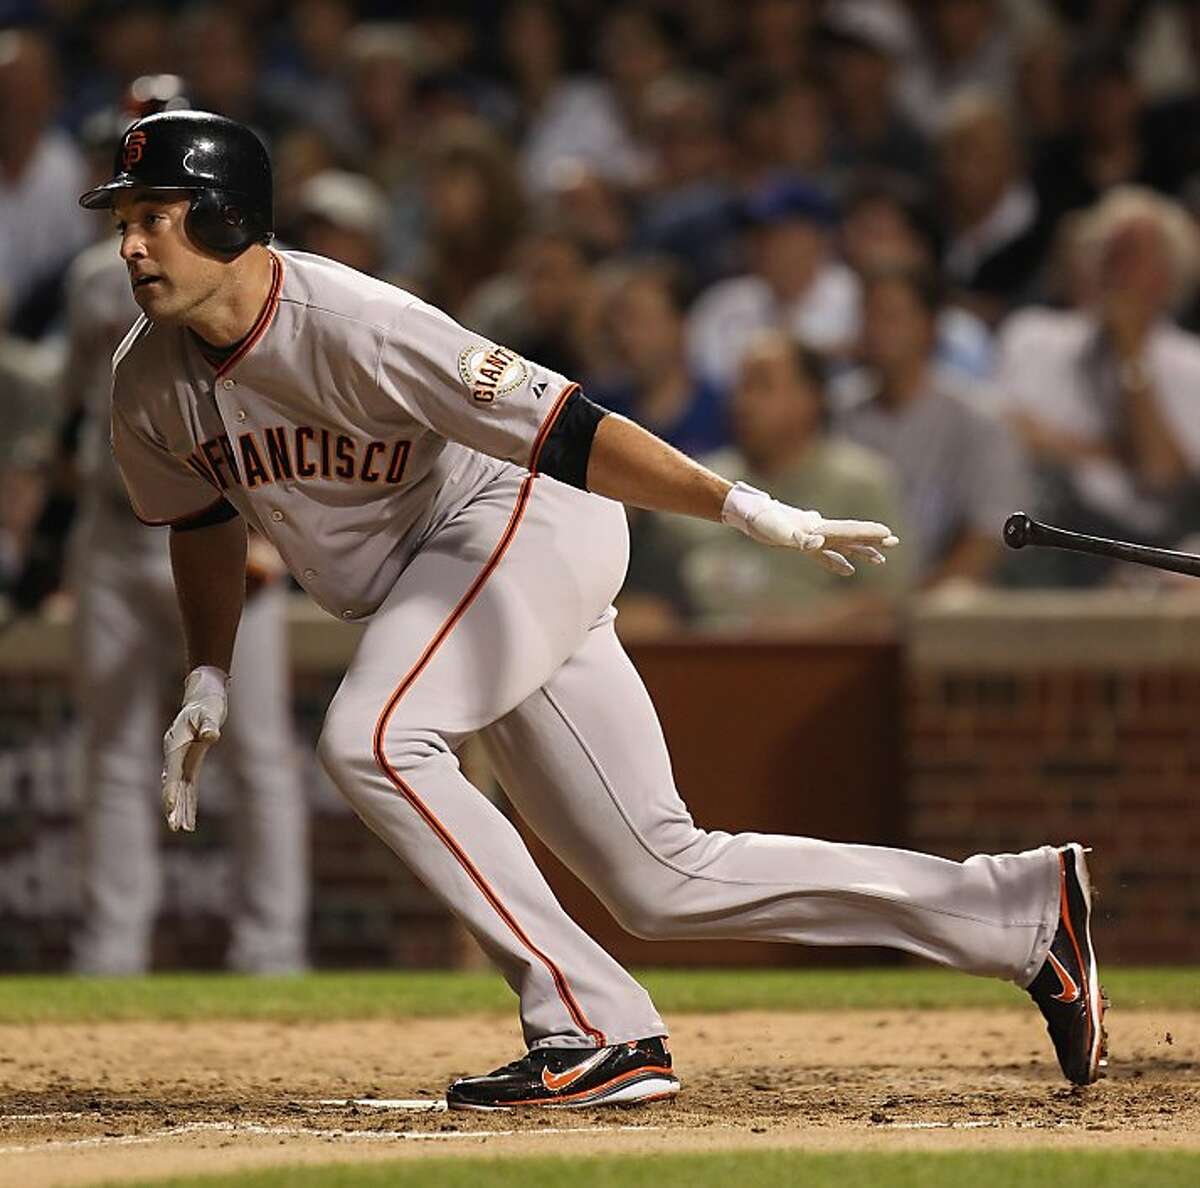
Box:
[1,1009,1197,1187]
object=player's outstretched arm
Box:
[585,413,898,575]
[160,515,247,831]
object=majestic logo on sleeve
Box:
[458,343,529,405]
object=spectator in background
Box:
[343,23,432,175]
[0,30,90,338]
[175,3,294,145]
[462,223,595,379]
[774,74,839,182]
[900,0,1016,133]
[1034,49,1157,228]
[341,23,434,275]
[545,162,632,260]
[1014,9,1070,145]
[841,173,994,378]
[728,75,834,191]
[820,1,929,182]
[657,330,909,631]
[261,0,356,145]
[938,90,1051,324]
[61,0,173,132]
[294,169,391,277]
[409,0,510,130]
[417,118,526,315]
[680,3,741,75]
[841,175,939,275]
[503,0,644,195]
[1044,0,1197,102]
[835,266,1027,586]
[741,0,819,82]
[596,3,678,152]
[411,0,480,78]
[633,73,738,293]
[686,177,859,392]
[997,186,1200,583]
[270,124,340,240]
[1143,3,1200,199]
[591,262,730,457]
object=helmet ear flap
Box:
[186,188,256,257]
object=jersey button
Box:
[235,410,247,422]
[270,509,284,523]
[222,378,236,390]
[341,610,354,619]
[303,568,317,580]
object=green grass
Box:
[0,967,1194,1025]
[110,1150,1200,1188]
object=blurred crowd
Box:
[6,0,1200,636]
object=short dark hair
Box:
[842,170,943,259]
[744,333,830,428]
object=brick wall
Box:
[908,667,1200,963]
[907,593,1200,965]
[2,593,1197,969]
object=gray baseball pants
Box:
[318,468,1060,1049]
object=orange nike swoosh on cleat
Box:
[1048,951,1081,1003]
[541,1049,610,1093]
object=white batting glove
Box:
[721,481,900,576]
[162,665,228,832]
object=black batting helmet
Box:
[79,110,273,258]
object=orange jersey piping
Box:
[371,473,605,1046]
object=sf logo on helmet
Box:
[123,130,147,171]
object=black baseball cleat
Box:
[445,1036,680,1110]
[1026,843,1108,1086]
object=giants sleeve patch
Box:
[457,343,530,405]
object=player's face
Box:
[112,191,226,323]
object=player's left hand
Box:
[721,481,899,576]
[162,665,228,832]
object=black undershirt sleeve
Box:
[170,498,241,533]
[535,390,610,490]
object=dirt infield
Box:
[2,1008,1197,1186]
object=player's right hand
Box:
[720,481,899,576]
[162,665,229,832]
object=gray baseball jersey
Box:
[65,242,307,975]
[111,250,578,621]
[112,248,1062,1050]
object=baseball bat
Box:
[1002,512,1200,578]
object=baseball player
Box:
[81,111,1104,1108]
[54,87,309,975]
